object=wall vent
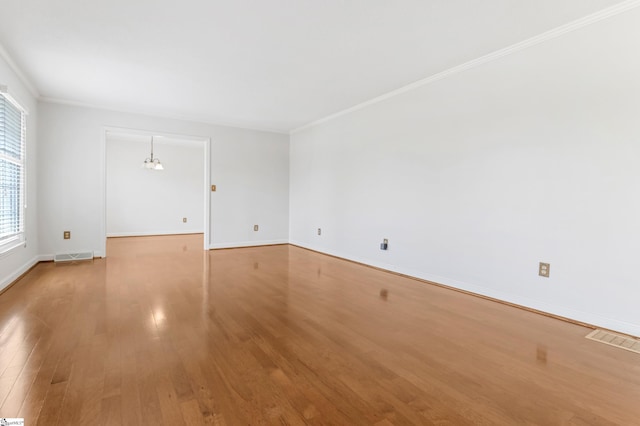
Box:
[54,252,94,263]
[585,329,640,355]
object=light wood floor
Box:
[0,235,638,425]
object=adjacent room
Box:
[105,130,208,250]
[1,1,639,424]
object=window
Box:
[0,88,26,253]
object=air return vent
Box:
[585,329,640,355]
[54,252,94,263]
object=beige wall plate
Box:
[539,262,550,277]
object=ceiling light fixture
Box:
[142,136,164,170]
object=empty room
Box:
[1,1,639,424]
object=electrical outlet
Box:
[539,262,550,278]
[211,184,217,192]
[63,231,71,240]
[380,238,388,250]
[254,225,259,231]
[317,228,321,235]
[182,217,187,223]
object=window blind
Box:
[0,91,26,249]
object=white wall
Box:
[38,103,289,257]
[0,54,40,292]
[106,135,204,237]
[290,9,640,336]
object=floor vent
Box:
[54,252,94,263]
[585,329,640,354]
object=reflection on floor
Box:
[0,235,638,424]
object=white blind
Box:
[0,92,26,247]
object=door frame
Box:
[100,126,211,256]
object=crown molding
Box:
[291,0,640,135]
[0,42,39,99]
[38,96,288,135]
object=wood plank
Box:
[0,234,638,424]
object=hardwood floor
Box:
[0,234,638,425]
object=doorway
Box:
[102,128,210,256]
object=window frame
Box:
[0,87,27,256]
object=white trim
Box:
[203,138,211,250]
[289,240,640,338]
[0,255,48,293]
[0,88,30,115]
[0,91,27,254]
[107,231,204,238]
[100,128,107,257]
[0,238,26,259]
[40,97,288,135]
[291,0,640,134]
[104,126,212,143]
[0,42,39,99]
[102,126,211,145]
[209,239,288,249]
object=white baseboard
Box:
[0,254,49,293]
[289,240,640,337]
[107,230,204,237]
[8,241,638,337]
[209,239,288,249]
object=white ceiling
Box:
[0,0,625,133]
